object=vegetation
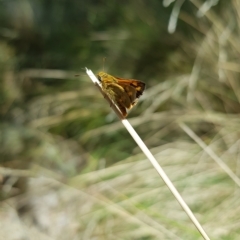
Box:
[1,0,240,239]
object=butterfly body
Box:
[97,71,145,117]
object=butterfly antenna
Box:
[75,68,86,77]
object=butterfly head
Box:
[97,71,106,82]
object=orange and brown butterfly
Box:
[97,71,146,118]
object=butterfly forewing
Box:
[115,77,145,98]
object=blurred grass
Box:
[1,0,240,239]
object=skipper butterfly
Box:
[97,72,146,118]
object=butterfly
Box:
[97,71,146,118]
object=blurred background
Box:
[1,0,240,239]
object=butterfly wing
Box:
[115,77,145,98]
[102,82,132,109]
[116,83,138,105]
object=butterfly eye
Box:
[97,75,102,82]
